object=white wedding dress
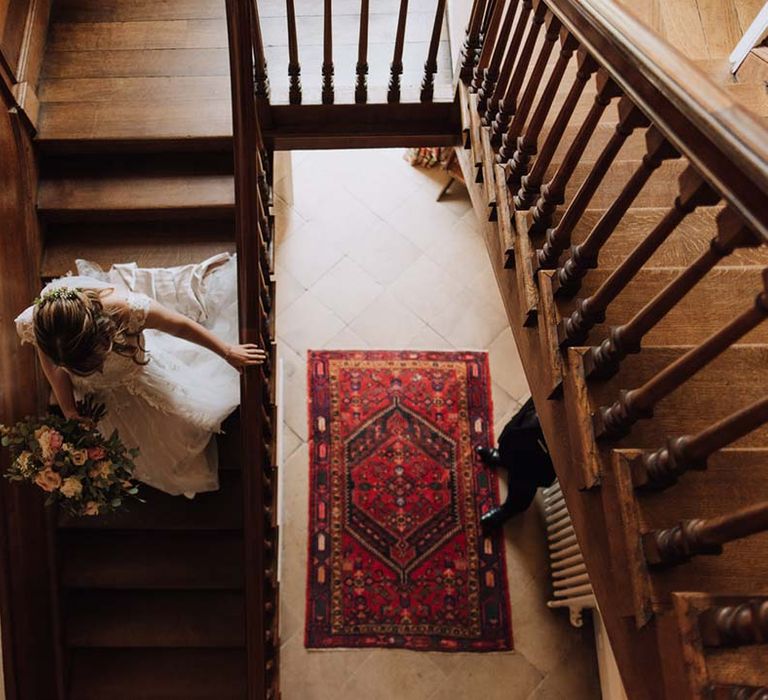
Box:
[14,253,241,496]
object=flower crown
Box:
[34,287,83,306]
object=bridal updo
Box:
[34,288,148,376]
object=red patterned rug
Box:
[305,350,512,652]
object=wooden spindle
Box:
[470,0,506,92]
[388,0,410,103]
[355,0,369,103]
[717,686,768,700]
[250,0,270,100]
[420,0,447,102]
[286,0,301,104]
[587,208,758,378]
[482,0,531,123]
[322,0,334,104]
[699,599,768,647]
[555,128,679,299]
[477,0,518,111]
[558,170,718,348]
[490,0,546,146]
[595,283,768,440]
[534,97,645,266]
[643,501,768,567]
[514,50,597,209]
[504,29,578,186]
[460,0,490,82]
[633,396,768,489]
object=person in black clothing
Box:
[476,398,556,532]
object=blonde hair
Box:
[34,288,148,376]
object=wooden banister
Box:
[643,501,768,567]
[355,0,369,104]
[286,0,301,105]
[698,599,768,648]
[471,0,507,92]
[322,0,334,105]
[420,0,447,103]
[387,0,410,103]
[477,0,519,112]
[249,0,270,101]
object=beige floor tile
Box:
[341,650,448,700]
[278,290,346,356]
[281,634,374,700]
[323,325,371,349]
[491,381,520,439]
[276,231,345,289]
[342,163,417,220]
[346,219,422,285]
[281,421,303,463]
[426,217,493,283]
[273,194,307,245]
[276,266,306,313]
[431,292,509,350]
[278,343,309,441]
[311,256,384,323]
[407,324,455,350]
[390,254,465,323]
[488,327,530,401]
[384,186,463,252]
[525,628,600,700]
[428,653,543,700]
[349,290,428,348]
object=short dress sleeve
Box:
[124,292,152,335]
[14,306,36,346]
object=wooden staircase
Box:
[459,0,768,698]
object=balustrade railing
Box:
[225,1,279,698]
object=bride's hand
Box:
[225,343,268,371]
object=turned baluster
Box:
[504,29,578,188]
[460,0,490,82]
[632,396,768,489]
[534,97,646,266]
[355,0,369,103]
[286,0,301,104]
[250,0,270,100]
[699,599,768,647]
[595,285,768,439]
[555,128,679,298]
[420,0,447,102]
[587,208,759,378]
[721,686,768,700]
[643,501,768,567]
[471,0,506,92]
[558,169,717,348]
[388,0,410,103]
[490,0,545,146]
[476,0,518,109]
[515,50,597,209]
[482,0,531,123]
[322,0,334,104]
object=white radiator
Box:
[542,480,628,700]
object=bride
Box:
[14,253,266,497]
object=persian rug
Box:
[305,350,513,652]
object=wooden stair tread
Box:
[37,100,232,151]
[68,648,247,700]
[38,172,234,220]
[42,220,235,279]
[64,590,245,647]
[59,531,244,589]
[58,469,243,530]
[558,265,768,346]
[581,344,768,450]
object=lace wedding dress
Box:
[14,253,241,496]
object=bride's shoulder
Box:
[101,290,152,333]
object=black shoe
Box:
[481,505,516,533]
[475,445,501,468]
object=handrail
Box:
[224,0,279,698]
[464,0,768,243]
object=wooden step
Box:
[38,172,234,221]
[59,531,244,589]
[68,648,247,700]
[64,590,245,647]
[37,101,232,152]
[556,265,768,348]
[42,221,236,279]
[58,469,243,530]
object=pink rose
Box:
[83,501,100,516]
[34,468,62,493]
[87,447,106,461]
[34,427,64,461]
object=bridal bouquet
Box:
[1,397,142,517]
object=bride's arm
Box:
[142,299,267,369]
[36,348,80,419]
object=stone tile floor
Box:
[274,148,600,700]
